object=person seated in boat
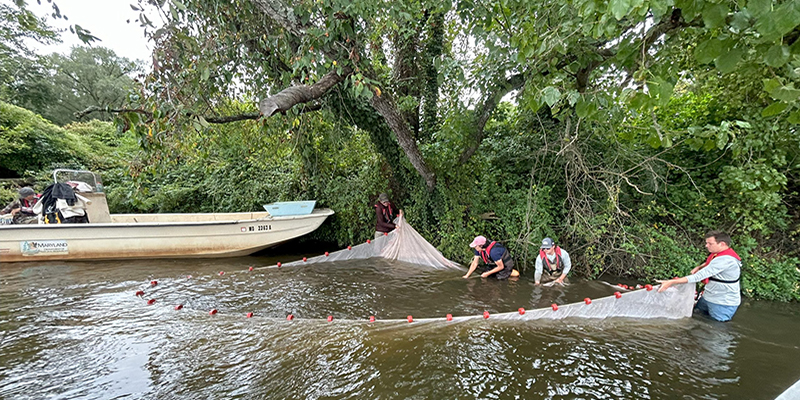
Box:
[657,230,741,322]
[463,236,520,279]
[33,182,91,224]
[534,237,572,285]
[0,187,40,224]
[374,193,402,239]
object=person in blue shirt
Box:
[463,235,520,279]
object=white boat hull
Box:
[0,209,334,262]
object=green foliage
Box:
[0,101,97,176]
[6,0,799,302]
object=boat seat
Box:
[82,192,112,223]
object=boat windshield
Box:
[52,169,104,193]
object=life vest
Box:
[43,209,64,224]
[701,248,741,284]
[375,202,395,223]
[539,247,564,274]
[19,196,39,215]
[479,241,513,267]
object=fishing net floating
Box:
[273,215,696,320]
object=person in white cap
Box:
[463,236,520,279]
[534,237,572,285]
[0,187,40,224]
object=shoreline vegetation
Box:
[2,1,798,301]
[1,100,797,301]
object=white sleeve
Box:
[534,256,543,283]
[561,249,572,275]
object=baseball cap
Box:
[469,235,487,248]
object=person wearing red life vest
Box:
[0,187,40,224]
[463,236,520,279]
[374,193,403,239]
[658,231,742,322]
[534,237,572,285]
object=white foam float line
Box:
[138,283,694,323]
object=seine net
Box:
[283,215,461,270]
[280,215,695,320]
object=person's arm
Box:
[658,259,730,292]
[1,200,19,215]
[463,256,480,279]
[534,256,543,284]
[556,250,572,283]
[481,259,504,278]
[657,276,689,292]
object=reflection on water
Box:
[1,256,799,399]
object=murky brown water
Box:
[1,254,799,399]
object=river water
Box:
[1,254,799,399]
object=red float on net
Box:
[483,311,490,319]
[277,262,282,268]
[369,316,375,323]
[287,314,294,321]
[135,290,144,297]
[209,309,218,315]
[327,315,333,322]
[407,315,413,323]
[324,252,329,257]
[446,314,453,321]
[367,239,371,244]
[219,271,225,276]
[147,299,156,305]
[303,257,307,262]
[584,298,592,305]
[615,292,622,298]
[551,304,558,311]
[347,246,352,250]
[384,232,388,236]
[249,267,253,271]
[645,284,653,291]
[518,308,525,315]
[175,304,183,310]
[246,312,253,318]
[150,280,158,286]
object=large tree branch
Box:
[250,0,305,37]
[76,104,322,124]
[258,67,351,117]
[75,106,153,120]
[458,73,526,164]
[369,91,436,191]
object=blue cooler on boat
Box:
[263,201,316,216]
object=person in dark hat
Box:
[534,237,572,285]
[1,187,40,224]
[374,193,402,239]
[463,235,520,279]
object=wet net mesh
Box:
[279,215,695,320]
[283,215,461,270]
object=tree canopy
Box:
[122,0,799,187]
